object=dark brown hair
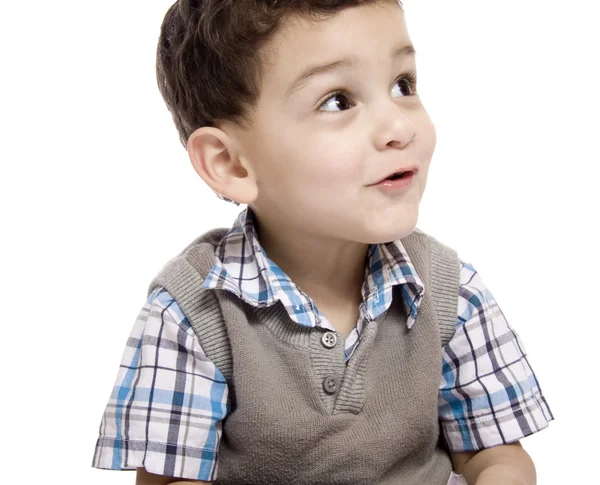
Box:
[156,0,402,203]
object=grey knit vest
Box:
[147,226,460,485]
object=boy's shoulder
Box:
[402,226,459,262]
[145,226,229,298]
[146,225,236,382]
[178,226,230,258]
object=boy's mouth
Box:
[369,165,419,186]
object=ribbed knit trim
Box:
[334,317,381,414]
[427,234,460,348]
[307,329,346,414]
[254,302,313,348]
[146,229,235,385]
[402,228,459,348]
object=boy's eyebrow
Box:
[283,43,416,100]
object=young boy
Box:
[92,1,554,484]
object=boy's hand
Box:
[474,465,528,485]
[450,442,535,485]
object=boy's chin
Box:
[371,215,419,244]
[354,223,420,246]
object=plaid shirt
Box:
[92,207,554,481]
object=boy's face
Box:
[234,0,435,244]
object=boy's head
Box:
[157,0,436,246]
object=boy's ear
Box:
[187,126,259,205]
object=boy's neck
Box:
[254,217,369,309]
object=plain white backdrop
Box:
[1,0,598,482]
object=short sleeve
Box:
[92,287,229,481]
[438,260,554,452]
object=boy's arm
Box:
[439,260,553,485]
[449,441,537,485]
[91,289,226,483]
[136,467,211,484]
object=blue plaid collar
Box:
[203,206,425,330]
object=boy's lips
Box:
[368,164,420,186]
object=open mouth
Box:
[386,170,413,180]
[368,166,419,187]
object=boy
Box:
[92,0,554,484]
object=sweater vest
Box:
[147,227,461,485]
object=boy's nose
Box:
[370,99,418,150]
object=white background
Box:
[1,0,598,482]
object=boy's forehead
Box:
[261,3,410,94]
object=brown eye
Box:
[393,71,418,97]
[318,92,354,112]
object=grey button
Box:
[321,331,338,349]
[322,376,340,394]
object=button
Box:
[322,376,340,394]
[321,331,337,349]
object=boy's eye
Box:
[317,71,418,113]
[319,92,353,113]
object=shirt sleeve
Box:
[92,286,229,481]
[438,260,555,452]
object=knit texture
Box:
[147,226,461,485]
